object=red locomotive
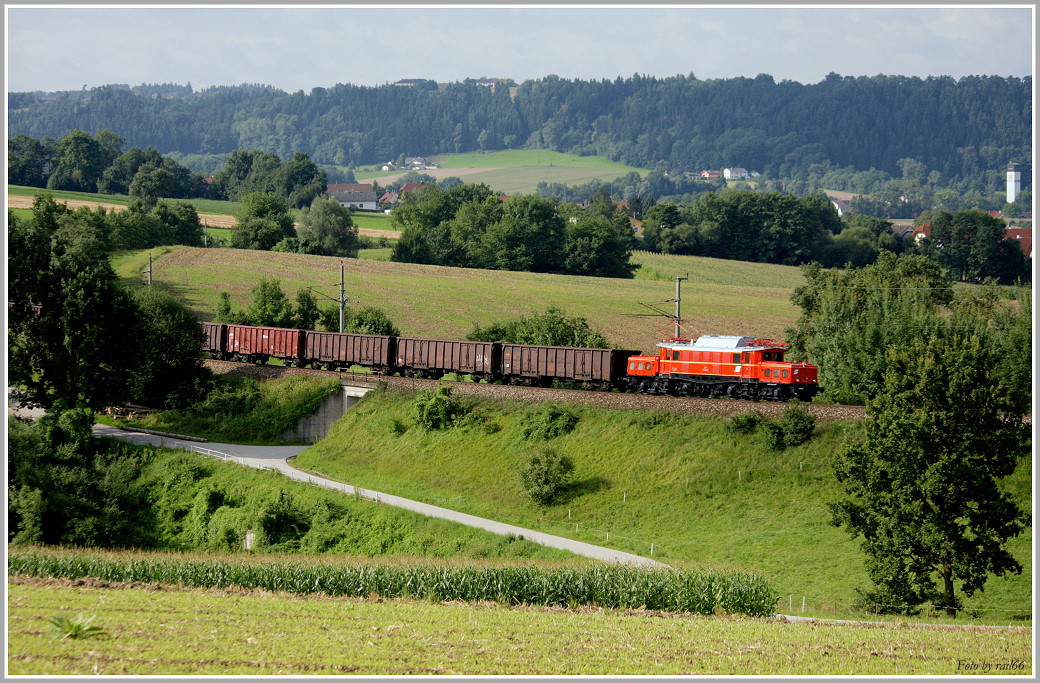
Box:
[625,334,820,402]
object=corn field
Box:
[9,550,779,617]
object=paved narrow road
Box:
[91,425,667,568]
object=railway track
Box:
[203,359,867,422]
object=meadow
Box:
[353,149,649,195]
[109,246,808,350]
[8,574,1031,675]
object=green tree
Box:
[919,209,1029,284]
[128,287,211,408]
[8,133,54,187]
[292,289,321,330]
[467,306,609,348]
[8,198,140,411]
[47,129,114,192]
[98,146,163,194]
[128,163,177,208]
[246,278,294,327]
[232,192,295,250]
[563,210,636,278]
[152,201,205,247]
[830,326,1029,616]
[786,252,953,405]
[518,448,575,506]
[297,196,360,257]
[480,195,565,272]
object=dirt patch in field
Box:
[8,194,237,229]
[7,194,399,237]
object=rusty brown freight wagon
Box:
[395,338,499,380]
[226,325,306,365]
[304,331,395,372]
[500,345,641,389]
[201,321,227,359]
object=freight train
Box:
[201,322,820,402]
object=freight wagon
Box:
[500,344,640,390]
[225,324,306,366]
[304,330,395,373]
[394,338,499,381]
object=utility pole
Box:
[339,262,346,333]
[146,255,152,286]
[672,274,687,339]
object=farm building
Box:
[327,184,379,211]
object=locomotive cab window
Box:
[672,350,680,360]
[732,353,740,363]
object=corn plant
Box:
[48,613,106,641]
[11,549,780,618]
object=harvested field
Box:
[7,194,399,236]
[7,193,236,228]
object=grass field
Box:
[109,246,807,350]
[353,149,649,195]
[8,576,1031,675]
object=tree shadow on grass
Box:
[554,476,611,505]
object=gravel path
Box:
[90,424,666,568]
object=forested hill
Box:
[8,73,1031,187]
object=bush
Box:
[412,385,462,431]
[518,404,579,440]
[727,410,766,434]
[765,405,817,451]
[518,448,575,506]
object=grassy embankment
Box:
[290,387,1032,624]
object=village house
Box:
[326,183,379,211]
[723,167,749,180]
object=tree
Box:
[232,192,295,250]
[46,129,112,192]
[918,209,1029,284]
[246,278,294,327]
[830,326,1029,616]
[297,196,360,257]
[562,210,636,278]
[786,252,953,405]
[152,201,205,247]
[480,195,565,272]
[467,306,609,348]
[8,133,54,187]
[292,289,321,330]
[98,146,163,194]
[518,448,575,506]
[128,287,211,408]
[128,163,177,208]
[8,198,140,412]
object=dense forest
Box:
[9,73,1031,198]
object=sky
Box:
[4,4,1035,94]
